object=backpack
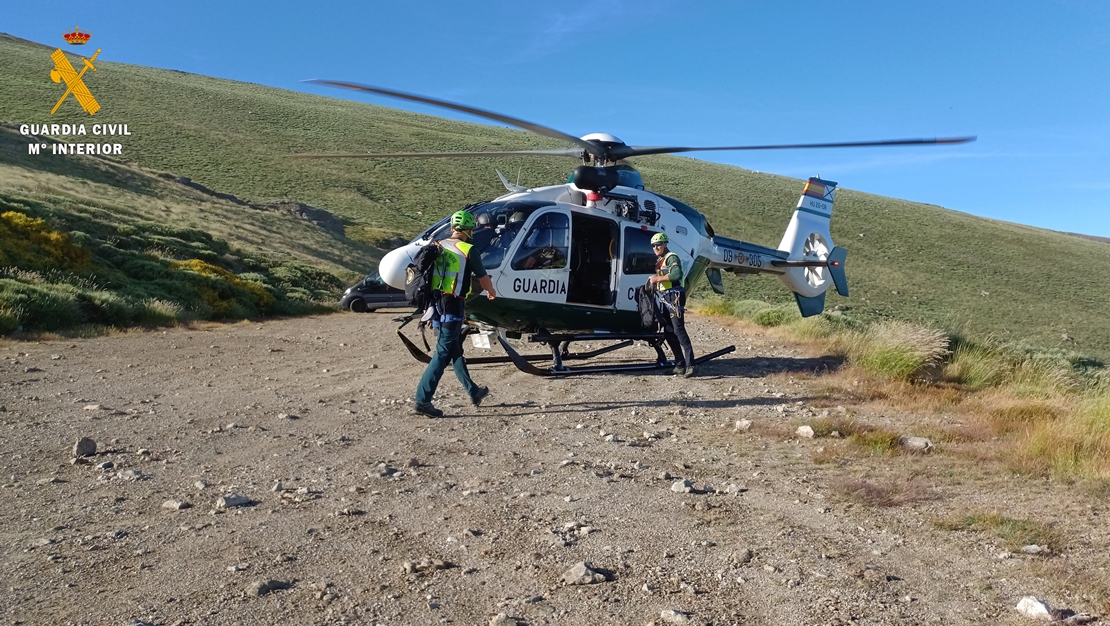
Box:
[405,242,442,310]
[634,284,659,329]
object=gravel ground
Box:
[1,311,1105,626]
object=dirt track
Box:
[1,311,1105,626]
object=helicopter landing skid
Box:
[497,331,736,377]
[396,325,635,367]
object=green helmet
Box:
[450,210,476,230]
[650,232,669,245]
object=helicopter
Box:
[300,80,974,376]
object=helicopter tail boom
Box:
[705,177,847,317]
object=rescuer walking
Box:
[413,211,497,418]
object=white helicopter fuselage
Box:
[379,175,846,332]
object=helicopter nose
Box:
[379,244,417,290]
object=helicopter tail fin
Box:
[776,177,848,317]
[496,169,527,193]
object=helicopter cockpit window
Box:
[476,201,553,270]
[623,227,657,275]
[423,201,554,270]
[511,212,570,271]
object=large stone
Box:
[1015,596,1052,620]
[661,609,691,623]
[730,548,753,565]
[562,562,607,585]
[73,437,96,457]
[217,494,251,508]
[796,425,815,438]
[899,436,933,452]
[671,479,693,493]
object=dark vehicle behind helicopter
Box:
[340,273,408,312]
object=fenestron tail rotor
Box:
[802,233,831,288]
[297,80,976,163]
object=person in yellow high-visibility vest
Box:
[646,232,695,377]
[414,211,498,418]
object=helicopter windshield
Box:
[475,200,553,269]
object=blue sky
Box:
[5,0,1109,236]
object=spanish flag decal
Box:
[803,179,827,199]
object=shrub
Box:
[807,416,865,437]
[1009,392,1110,479]
[849,321,949,382]
[851,428,903,455]
[237,272,269,284]
[697,298,734,317]
[0,196,347,333]
[1008,358,1075,398]
[787,314,835,339]
[0,211,92,270]
[171,259,277,315]
[0,279,83,330]
[943,343,1004,389]
[0,302,24,334]
[138,298,184,325]
[73,289,139,325]
[751,303,800,327]
[731,299,775,319]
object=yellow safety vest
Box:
[656,251,681,292]
[432,239,473,297]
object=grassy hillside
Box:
[1,33,1107,362]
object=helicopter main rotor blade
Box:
[305,79,605,160]
[292,148,586,159]
[611,136,977,159]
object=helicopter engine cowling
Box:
[571,166,621,193]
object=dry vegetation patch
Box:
[830,476,938,508]
[701,304,1110,482]
[935,513,1064,553]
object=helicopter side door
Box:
[567,213,620,307]
[617,226,660,310]
[494,207,572,305]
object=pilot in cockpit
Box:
[471,212,495,251]
[480,211,527,270]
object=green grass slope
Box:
[1,34,1107,361]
